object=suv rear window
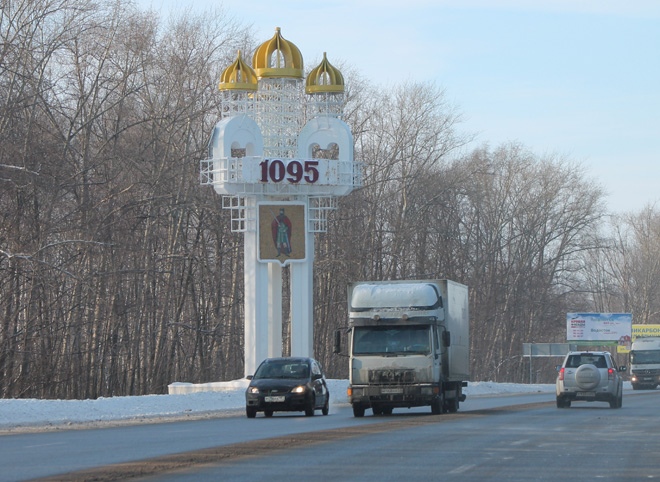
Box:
[566,354,607,368]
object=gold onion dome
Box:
[306,52,344,94]
[252,27,303,79]
[219,50,258,91]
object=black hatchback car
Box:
[245,357,330,418]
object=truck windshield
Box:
[353,326,431,355]
[630,350,660,365]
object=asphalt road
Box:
[3,389,659,481]
[148,390,660,482]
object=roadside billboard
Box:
[617,324,660,353]
[566,313,632,347]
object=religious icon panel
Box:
[258,203,307,264]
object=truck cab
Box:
[629,337,660,390]
[336,280,469,417]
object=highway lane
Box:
[2,391,551,481]
[4,390,656,481]
[147,389,660,482]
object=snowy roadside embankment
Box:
[0,380,556,431]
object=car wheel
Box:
[305,396,315,416]
[246,407,257,418]
[264,409,274,417]
[322,397,329,416]
[381,406,393,415]
[556,397,570,408]
[352,405,365,417]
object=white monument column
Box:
[201,29,360,376]
[267,263,283,357]
[290,229,315,356]
[243,229,270,376]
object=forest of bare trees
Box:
[2,0,659,399]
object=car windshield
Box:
[254,361,310,379]
[353,326,431,355]
[630,350,660,364]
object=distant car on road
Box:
[245,357,330,418]
[556,351,625,409]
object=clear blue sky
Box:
[138,0,660,214]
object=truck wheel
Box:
[446,398,459,413]
[431,396,443,415]
[352,405,365,417]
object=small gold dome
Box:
[306,52,344,94]
[219,50,258,91]
[252,27,303,79]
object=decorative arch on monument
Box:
[297,116,353,162]
[209,114,263,159]
[310,142,339,160]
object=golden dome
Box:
[306,52,344,94]
[219,50,258,91]
[252,27,303,79]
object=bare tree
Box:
[450,144,606,381]
[352,81,469,279]
[0,0,254,398]
[599,206,660,324]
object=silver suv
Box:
[556,351,625,409]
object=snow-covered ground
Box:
[0,380,557,432]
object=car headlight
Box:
[248,387,260,394]
[292,385,306,394]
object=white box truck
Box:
[335,279,470,417]
[629,336,660,390]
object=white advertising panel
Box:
[566,313,632,346]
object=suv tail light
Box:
[558,367,565,381]
[608,368,615,380]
